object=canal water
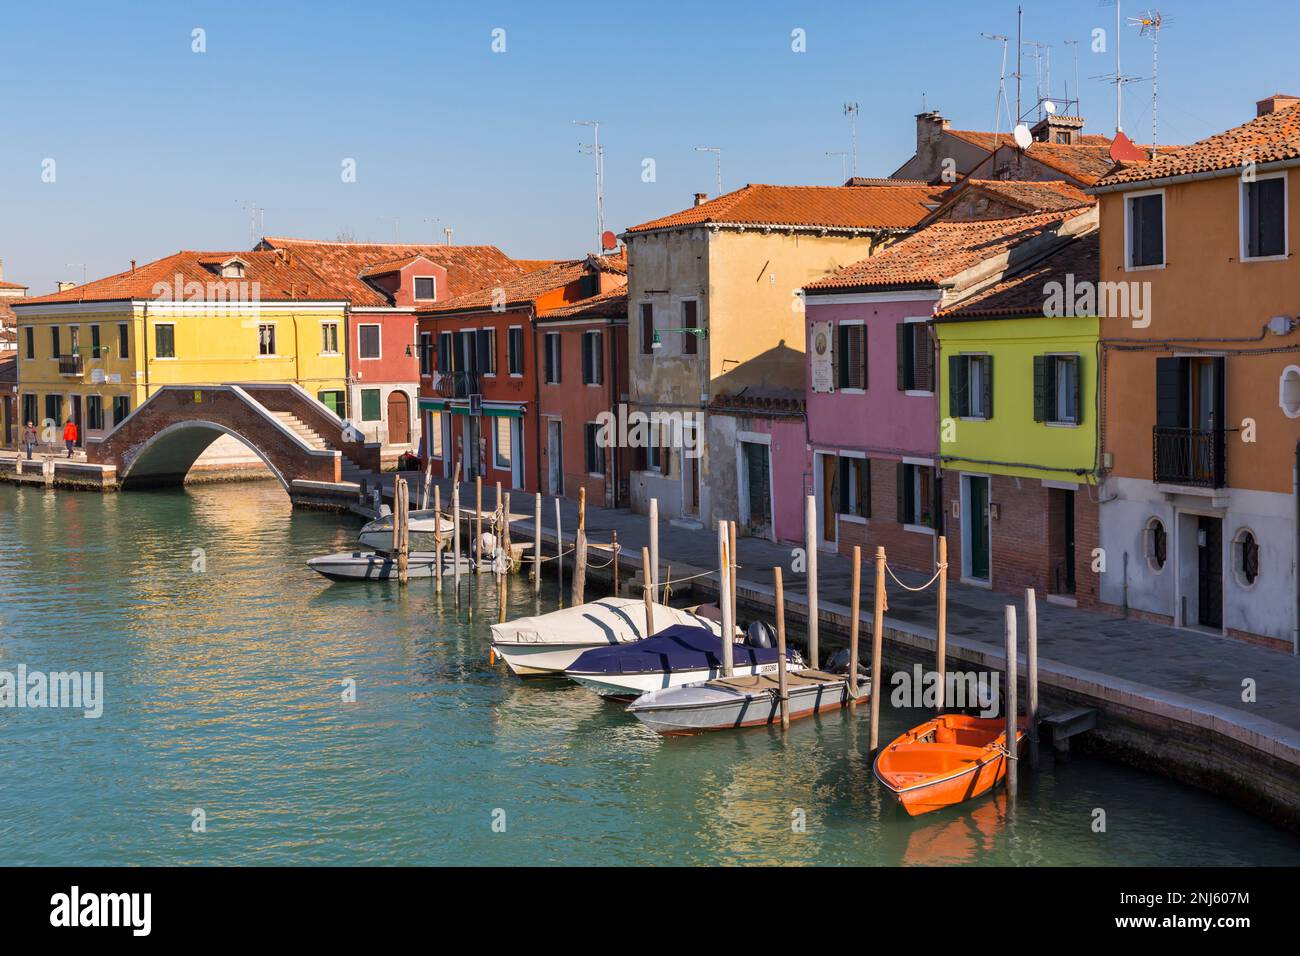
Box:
[1,481,1297,866]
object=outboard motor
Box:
[745,620,776,648]
[826,648,869,680]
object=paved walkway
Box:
[361,473,1300,738]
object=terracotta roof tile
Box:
[625,183,945,234]
[937,231,1100,320]
[17,251,341,305]
[804,210,1087,292]
[1096,103,1300,187]
[0,280,27,291]
[422,257,621,314]
[961,179,1095,212]
[257,237,523,307]
[537,287,629,321]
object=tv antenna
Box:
[237,200,264,246]
[826,150,850,183]
[842,103,860,175]
[981,33,1012,135]
[694,146,722,195]
[1021,39,1052,121]
[1129,10,1168,154]
[1094,0,1141,133]
[1063,39,1082,117]
[575,120,606,254]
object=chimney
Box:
[130,259,137,273]
[57,281,75,292]
[1257,93,1300,116]
[0,258,4,281]
[915,110,950,152]
[693,192,709,206]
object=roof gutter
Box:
[1090,156,1300,195]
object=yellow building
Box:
[11,251,348,448]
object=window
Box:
[428,412,444,459]
[949,354,992,419]
[117,323,130,360]
[544,332,561,384]
[112,395,130,425]
[1234,528,1260,587]
[585,422,604,475]
[360,388,382,422]
[1127,192,1164,268]
[1145,517,1168,571]
[51,326,60,358]
[478,328,496,375]
[44,394,61,425]
[155,324,175,359]
[508,327,523,375]
[645,422,668,475]
[897,321,933,391]
[414,276,437,301]
[90,325,101,357]
[1243,175,1287,259]
[837,456,870,518]
[22,394,37,427]
[639,303,654,354]
[419,332,433,376]
[495,417,512,470]
[682,300,699,355]
[1033,354,1082,425]
[318,390,345,417]
[86,395,104,430]
[897,463,934,527]
[582,331,603,385]
[321,322,339,354]
[1281,366,1300,418]
[258,323,277,356]
[836,323,867,390]
[437,331,453,373]
[359,325,381,359]
[24,327,33,359]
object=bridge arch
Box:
[119,419,291,491]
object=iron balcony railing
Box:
[435,369,481,399]
[58,353,83,375]
[1152,425,1226,488]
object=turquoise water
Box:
[1,481,1297,866]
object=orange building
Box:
[1092,94,1300,651]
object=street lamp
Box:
[651,327,708,350]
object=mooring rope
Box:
[884,561,947,592]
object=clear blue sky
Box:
[0,0,1293,295]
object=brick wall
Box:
[835,458,938,572]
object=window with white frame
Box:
[258,323,277,356]
[1126,191,1165,268]
[897,462,934,527]
[1033,354,1082,425]
[836,323,867,390]
[1243,174,1287,260]
[582,331,603,385]
[414,276,437,301]
[837,455,870,518]
[321,322,339,354]
[949,353,992,419]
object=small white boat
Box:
[307,549,469,581]
[628,669,866,735]
[489,597,724,677]
[565,625,803,700]
[358,510,454,552]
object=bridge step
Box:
[270,411,331,451]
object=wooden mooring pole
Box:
[805,495,819,669]
[774,566,789,731]
[641,546,654,638]
[396,477,410,584]
[452,480,462,598]
[728,520,738,630]
[849,546,861,704]
[474,476,483,573]
[649,498,660,601]
[868,546,886,755]
[936,535,948,712]
[434,484,443,594]
[1005,604,1019,800]
[1026,587,1040,771]
[572,488,587,606]
[533,492,542,594]
[612,530,620,596]
[719,521,734,677]
[555,498,564,604]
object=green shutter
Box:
[981,355,993,420]
[896,323,909,390]
[896,461,907,522]
[1032,355,1048,422]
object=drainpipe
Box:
[142,301,150,400]
[1294,442,1299,655]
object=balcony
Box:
[1153,426,1226,488]
[58,353,83,376]
[435,370,480,399]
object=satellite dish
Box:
[1044,100,1057,115]
[600,230,618,251]
[1013,123,1033,150]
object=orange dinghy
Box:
[873,714,1028,816]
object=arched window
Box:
[1145,517,1167,572]
[1234,528,1260,587]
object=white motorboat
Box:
[358,510,454,552]
[565,624,803,700]
[307,549,470,581]
[489,597,725,677]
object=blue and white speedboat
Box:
[564,624,802,700]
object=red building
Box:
[256,237,522,467]
[535,286,630,507]
[418,253,627,492]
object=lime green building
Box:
[933,232,1100,604]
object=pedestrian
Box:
[23,421,36,461]
[63,418,78,458]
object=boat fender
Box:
[745,620,776,648]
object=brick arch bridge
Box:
[87,384,380,491]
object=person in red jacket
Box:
[63,418,78,458]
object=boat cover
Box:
[568,625,797,675]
